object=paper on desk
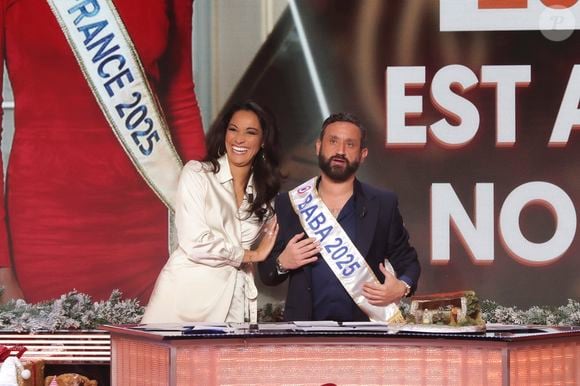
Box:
[182,323,235,334]
[341,321,392,331]
[256,323,295,331]
[292,320,345,331]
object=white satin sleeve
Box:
[174,162,244,268]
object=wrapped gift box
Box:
[19,359,44,386]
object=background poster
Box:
[224,0,580,307]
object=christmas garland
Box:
[0,289,143,332]
[259,299,580,325]
[1,288,579,331]
[480,298,580,325]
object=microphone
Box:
[360,206,367,218]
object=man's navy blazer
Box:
[258,179,421,322]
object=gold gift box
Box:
[18,359,45,386]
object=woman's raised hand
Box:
[243,215,279,263]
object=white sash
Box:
[289,177,403,323]
[47,0,183,210]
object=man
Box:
[259,113,420,322]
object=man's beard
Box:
[318,153,360,182]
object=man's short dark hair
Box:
[320,112,367,148]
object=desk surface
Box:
[101,322,580,343]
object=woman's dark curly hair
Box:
[204,101,282,222]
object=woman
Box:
[142,101,282,323]
[0,0,205,303]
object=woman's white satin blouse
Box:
[142,155,264,323]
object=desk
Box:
[102,324,580,385]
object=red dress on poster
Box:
[0,0,205,303]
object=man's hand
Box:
[362,263,407,306]
[277,232,320,270]
[0,267,25,304]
